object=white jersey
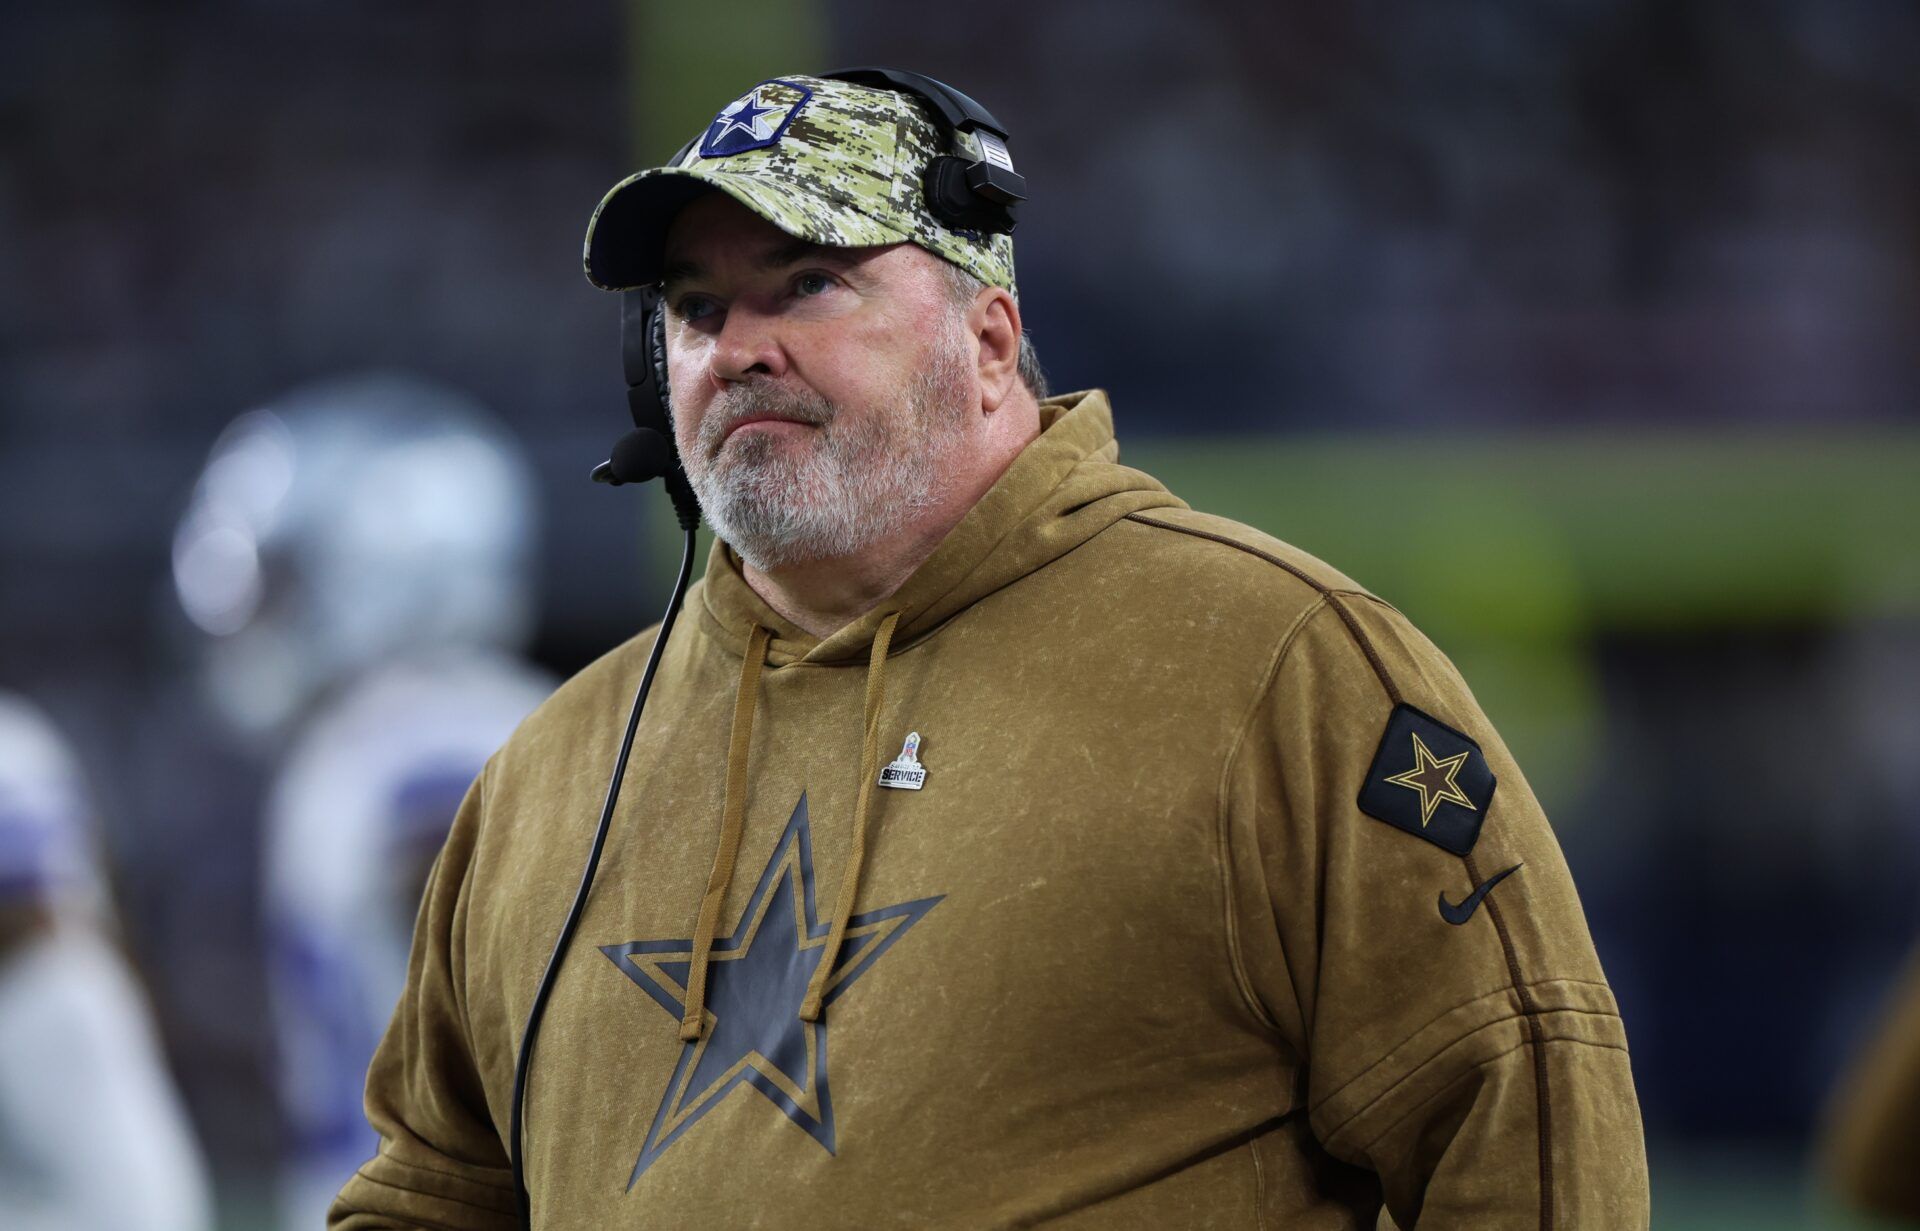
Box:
[263,652,554,1229]
[0,692,212,1231]
[0,930,215,1231]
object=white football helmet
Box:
[171,372,540,738]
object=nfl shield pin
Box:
[878,731,927,791]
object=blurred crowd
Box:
[2,1,1918,1226]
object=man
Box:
[333,73,1647,1228]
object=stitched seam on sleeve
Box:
[1214,594,1332,1034]
[332,1198,485,1231]
[1352,1033,1629,1158]
[1123,514,1402,705]
[1320,1007,1532,1141]
[439,760,504,1144]
[372,1142,515,1195]
[1310,984,1519,1114]
[1309,978,1618,1117]
[453,758,494,1054]
[1249,1134,1270,1231]
[1324,1009,1623,1148]
[1470,846,1556,1230]
[350,1167,518,1218]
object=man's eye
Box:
[793,272,833,297]
[674,296,717,323]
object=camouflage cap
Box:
[583,74,1017,296]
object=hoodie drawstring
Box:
[680,622,772,1041]
[679,611,902,1040]
[800,609,900,1023]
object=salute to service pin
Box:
[879,731,927,790]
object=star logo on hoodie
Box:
[600,794,941,1186]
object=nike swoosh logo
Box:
[1438,863,1521,925]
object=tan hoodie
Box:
[332,391,1648,1229]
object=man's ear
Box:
[971,287,1022,413]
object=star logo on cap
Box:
[712,92,775,144]
[698,80,812,158]
[1383,731,1475,827]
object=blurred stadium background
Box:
[3,1,1918,1226]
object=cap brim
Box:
[582,166,912,292]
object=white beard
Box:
[679,327,974,571]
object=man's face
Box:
[659,193,979,571]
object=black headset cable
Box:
[509,522,698,1225]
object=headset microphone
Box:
[591,427,676,487]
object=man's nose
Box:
[708,307,788,387]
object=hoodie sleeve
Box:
[1224,591,1648,1229]
[329,767,518,1231]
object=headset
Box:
[509,67,1022,1225]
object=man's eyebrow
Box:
[757,238,843,271]
[659,257,702,293]
[660,239,849,293]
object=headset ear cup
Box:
[826,66,1024,237]
[642,295,698,526]
[621,289,674,438]
[921,156,1017,235]
[648,301,670,421]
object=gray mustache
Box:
[699,386,835,454]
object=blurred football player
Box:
[173,374,556,1228]
[0,691,214,1231]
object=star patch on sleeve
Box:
[1356,704,1497,855]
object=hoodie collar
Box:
[695,389,1187,666]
